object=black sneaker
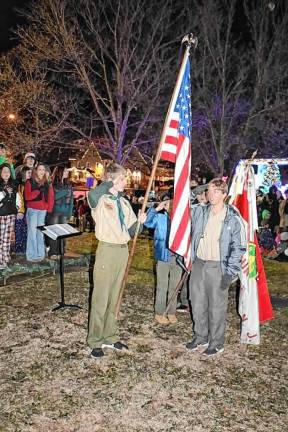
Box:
[91,348,104,358]
[102,341,129,351]
[186,338,209,351]
[176,304,189,313]
[202,347,224,357]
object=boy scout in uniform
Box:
[87,163,146,358]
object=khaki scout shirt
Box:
[92,194,137,244]
[197,206,227,261]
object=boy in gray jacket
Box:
[186,178,246,356]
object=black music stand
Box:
[38,224,82,312]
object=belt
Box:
[98,241,127,248]
[196,257,220,265]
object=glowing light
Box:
[7,113,16,121]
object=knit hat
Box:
[24,152,36,160]
[192,184,208,196]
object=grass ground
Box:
[0,233,287,432]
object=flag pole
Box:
[115,34,198,318]
[163,271,189,316]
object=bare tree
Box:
[0,51,72,154]
[187,0,288,175]
[15,0,188,165]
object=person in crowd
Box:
[14,167,32,255]
[262,185,280,235]
[74,196,84,227]
[87,163,146,359]
[144,192,182,325]
[0,143,16,179]
[131,195,141,216]
[15,152,36,177]
[78,197,93,232]
[192,184,208,206]
[24,163,54,262]
[0,163,20,269]
[279,189,288,229]
[46,166,74,259]
[258,218,276,255]
[186,178,246,357]
[190,175,198,189]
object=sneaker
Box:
[155,314,169,325]
[176,304,189,313]
[202,347,224,357]
[91,348,104,358]
[101,341,129,351]
[186,338,209,351]
[167,314,178,324]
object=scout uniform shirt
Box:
[197,206,227,261]
[88,181,137,244]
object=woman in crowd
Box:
[15,167,32,255]
[46,166,73,258]
[262,185,280,235]
[0,163,20,269]
[24,163,54,262]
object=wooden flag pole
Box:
[163,271,189,317]
[115,34,197,318]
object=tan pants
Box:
[87,241,128,349]
[155,256,182,315]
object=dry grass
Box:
[0,235,287,432]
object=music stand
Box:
[38,223,82,312]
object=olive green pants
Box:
[87,241,128,349]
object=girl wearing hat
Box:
[144,193,182,325]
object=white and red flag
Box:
[229,162,274,344]
[160,52,192,267]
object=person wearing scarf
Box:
[87,163,147,359]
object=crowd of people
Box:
[257,185,288,260]
[0,143,74,268]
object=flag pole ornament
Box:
[160,34,196,268]
[229,161,274,345]
[115,35,197,317]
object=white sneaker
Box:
[101,342,129,351]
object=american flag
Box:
[160,55,192,266]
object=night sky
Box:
[0,0,31,53]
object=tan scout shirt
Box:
[92,194,137,244]
[197,206,227,261]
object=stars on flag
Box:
[174,72,192,140]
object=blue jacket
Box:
[144,207,172,262]
[191,204,246,276]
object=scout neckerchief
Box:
[109,194,125,231]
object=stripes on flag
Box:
[160,113,179,162]
[160,55,192,267]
